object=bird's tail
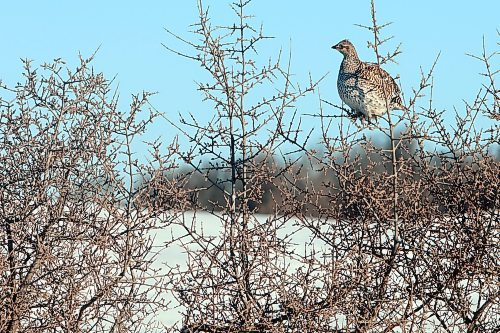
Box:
[391,96,409,111]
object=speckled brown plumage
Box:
[332,39,406,120]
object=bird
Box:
[332,39,406,122]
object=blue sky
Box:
[1,1,498,148]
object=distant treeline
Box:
[143,136,499,215]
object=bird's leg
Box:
[363,116,371,127]
[348,109,363,120]
[367,116,374,125]
[364,114,378,129]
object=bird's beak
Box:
[331,44,338,50]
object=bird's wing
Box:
[358,62,401,98]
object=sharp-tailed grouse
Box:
[332,39,406,121]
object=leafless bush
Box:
[276,2,499,332]
[1,0,498,332]
[0,54,187,332]
[159,0,326,331]
[161,0,498,332]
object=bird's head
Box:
[332,39,356,57]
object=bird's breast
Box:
[337,74,362,98]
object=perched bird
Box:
[332,39,406,121]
